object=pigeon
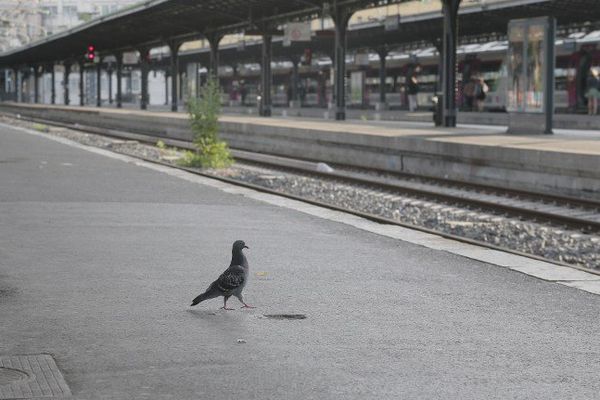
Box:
[190,240,254,310]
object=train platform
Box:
[0,102,599,199]
[2,117,600,399]
[222,105,600,131]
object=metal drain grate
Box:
[263,314,307,320]
[0,355,71,399]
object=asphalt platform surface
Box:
[1,124,599,399]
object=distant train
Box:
[216,33,600,113]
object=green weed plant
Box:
[179,78,233,169]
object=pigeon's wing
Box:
[214,265,245,295]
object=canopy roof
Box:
[174,0,600,67]
[0,0,404,66]
[1,0,600,67]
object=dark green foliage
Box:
[179,78,233,168]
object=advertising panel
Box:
[507,17,553,113]
[350,71,365,106]
[506,17,555,134]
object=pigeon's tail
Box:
[190,287,220,306]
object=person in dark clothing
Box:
[407,74,419,111]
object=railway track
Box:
[18,114,599,232]
[5,114,600,271]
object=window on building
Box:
[64,6,77,16]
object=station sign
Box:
[122,51,138,65]
[384,15,400,31]
[506,16,555,134]
[285,22,311,42]
[354,51,370,66]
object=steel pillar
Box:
[115,52,123,108]
[290,56,300,105]
[433,39,443,93]
[33,65,39,104]
[168,41,181,111]
[332,7,352,120]
[11,68,17,98]
[16,69,22,102]
[64,63,71,105]
[139,48,150,110]
[259,34,272,117]
[164,70,169,105]
[441,0,461,127]
[96,61,102,107]
[50,64,56,104]
[78,61,84,106]
[207,33,223,81]
[107,69,113,104]
[377,48,388,106]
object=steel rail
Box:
[13,114,600,234]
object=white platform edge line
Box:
[3,121,599,296]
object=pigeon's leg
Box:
[220,295,235,311]
[236,294,255,309]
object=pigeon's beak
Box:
[243,245,249,249]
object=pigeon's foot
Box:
[220,306,235,311]
[240,304,255,309]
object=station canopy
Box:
[176,0,600,67]
[1,0,600,67]
[0,0,407,66]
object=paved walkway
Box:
[1,122,600,399]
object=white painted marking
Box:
[558,281,600,295]
[4,121,599,296]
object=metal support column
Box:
[33,65,39,104]
[376,48,388,107]
[260,34,272,117]
[64,63,71,105]
[168,41,181,111]
[207,33,223,81]
[433,39,443,93]
[441,0,461,127]
[16,68,22,102]
[78,61,84,106]
[50,64,56,104]
[290,56,300,106]
[96,60,102,107]
[115,52,123,108]
[164,70,169,105]
[107,68,113,104]
[139,48,150,110]
[332,7,352,120]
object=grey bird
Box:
[190,240,254,310]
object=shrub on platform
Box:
[179,78,233,169]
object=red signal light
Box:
[85,44,96,62]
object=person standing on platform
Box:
[407,73,419,112]
[475,76,489,112]
[586,67,600,115]
[463,78,476,111]
[240,81,247,106]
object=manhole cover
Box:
[0,368,29,385]
[264,314,306,320]
[0,354,71,399]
